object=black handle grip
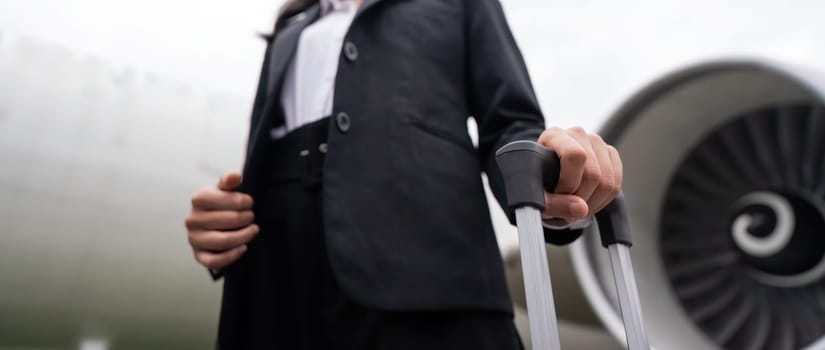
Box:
[495,140,560,210]
[595,192,633,247]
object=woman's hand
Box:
[185,172,258,270]
[537,127,623,222]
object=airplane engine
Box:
[571,60,825,350]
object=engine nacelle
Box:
[572,60,825,350]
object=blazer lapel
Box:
[258,0,383,127]
[263,4,322,110]
[245,4,321,169]
[356,0,386,17]
[245,0,387,171]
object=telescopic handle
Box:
[496,140,649,350]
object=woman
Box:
[184,0,623,348]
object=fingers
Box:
[542,192,589,220]
[189,224,260,252]
[584,134,619,215]
[538,127,587,194]
[566,128,600,203]
[191,187,254,211]
[609,145,623,192]
[185,210,254,231]
[194,245,249,270]
[218,172,243,191]
[187,171,253,271]
[538,126,624,217]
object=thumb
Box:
[218,172,243,191]
[542,192,589,220]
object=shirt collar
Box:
[320,0,353,15]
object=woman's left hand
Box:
[536,126,623,222]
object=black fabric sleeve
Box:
[463,0,583,245]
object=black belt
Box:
[262,117,330,187]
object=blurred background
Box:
[1,0,824,349]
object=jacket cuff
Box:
[541,217,591,246]
[542,216,594,230]
[542,227,584,245]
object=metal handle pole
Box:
[515,206,562,350]
[596,194,650,350]
[495,141,563,350]
[607,244,650,350]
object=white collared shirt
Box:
[279,0,358,133]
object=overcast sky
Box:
[1,0,824,130]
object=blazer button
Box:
[343,41,358,62]
[336,112,351,133]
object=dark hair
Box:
[262,0,319,40]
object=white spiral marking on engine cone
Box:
[731,192,795,257]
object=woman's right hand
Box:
[185,172,259,270]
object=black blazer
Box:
[237,0,582,313]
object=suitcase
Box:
[496,140,650,350]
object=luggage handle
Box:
[495,140,650,350]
